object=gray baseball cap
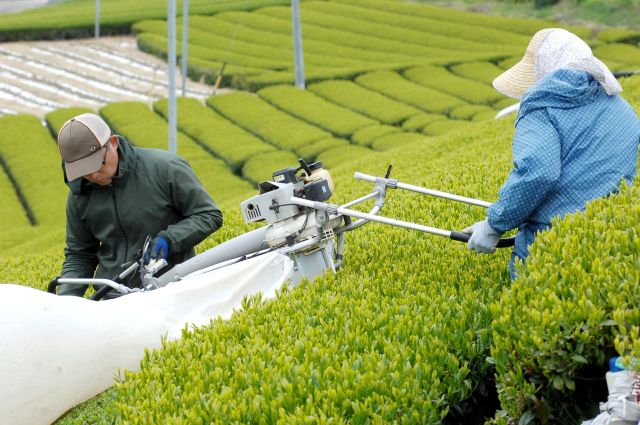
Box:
[57,113,112,182]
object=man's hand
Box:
[463,219,502,254]
[144,236,170,264]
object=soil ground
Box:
[0,36,222,119]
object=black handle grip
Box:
[450,231,515,248]
[47,276,60,294]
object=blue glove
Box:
[463,219,502,254]
[144,235,170,264]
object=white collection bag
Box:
[0,252,293,425]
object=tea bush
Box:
[490,181,640,424]
[242,150,298,184]
[370,132,429,151]
[0,115,67,228]
[404,66,503,106]
[449,104,496,121]
[305,1,530,48]
[401,113,448,132]
[295,137,350,162]
[258,85,376,138]
[351,125,404,147]
[333,0,589,39]
[450,61,505,85]
[0,0,290,41]
[309,80,420,125]
[592,43,640,70]
[207,92,330,152]
[154,98,276,172]
[356,71,465,114]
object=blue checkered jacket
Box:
[487,69,640,278]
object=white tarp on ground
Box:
[0,252,293,425]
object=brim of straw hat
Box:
[493,57,537,100]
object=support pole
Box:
[181,0,189,97]
[291,0,305,89]
[167,0,177,153]
[94,0,100,38]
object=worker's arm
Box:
[60,195,99,296]
[487,109,561,233]
[157,157,223,253]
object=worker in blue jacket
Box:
[465,28,640,279]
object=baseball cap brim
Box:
[64,147,104,182]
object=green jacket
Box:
[60,137,223,296]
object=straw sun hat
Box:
[493,28,622,100]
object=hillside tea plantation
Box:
[0,0,638,423]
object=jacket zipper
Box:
[111,181,128,264]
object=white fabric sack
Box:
[0,252,293,425]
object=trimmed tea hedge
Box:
[351,125,404,147]
[296,137,350,161]
[242,150,298,184]
[0,0,291,41]
[356,71,465,114]
[332,0,590,39]
[401,113,448,132]
[309,80,420,125]
[154,98,276,172]
[207,92,330,153]
[450,61,505,86]
[258,85,376,138]
[403,66,503,106]
[490,180,640,424]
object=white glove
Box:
[463,219,502,254]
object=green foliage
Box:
[423,120,480,136]
[0,164,30,231]
[309,80,421,125]
[597,28,640,44]
[449,104,496,121]
[592,43,640,71]
[450,61,505,86]
[401,113,448,132]
[351,125,404,147]
[207,92,330,153]
[258,85,376,137]
[370,132,428,151]
[356,71,465,114]
[0,114,67,230]
[242,150,298,184]
[490,181,640,424]
[316,144,377,169]
[280,2,526,53]
[0,0,291,41]
[336,0,590,39]
[404,66,503,106]
[295,137,350,161]
[154,98,276,172]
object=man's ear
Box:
[108,135,118,149]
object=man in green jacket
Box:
[56,113,223,296]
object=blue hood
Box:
[516,69,604,125]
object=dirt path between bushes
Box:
[0,36,225,119]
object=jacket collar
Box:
[516,69,603,126]
[64,136,135,195]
